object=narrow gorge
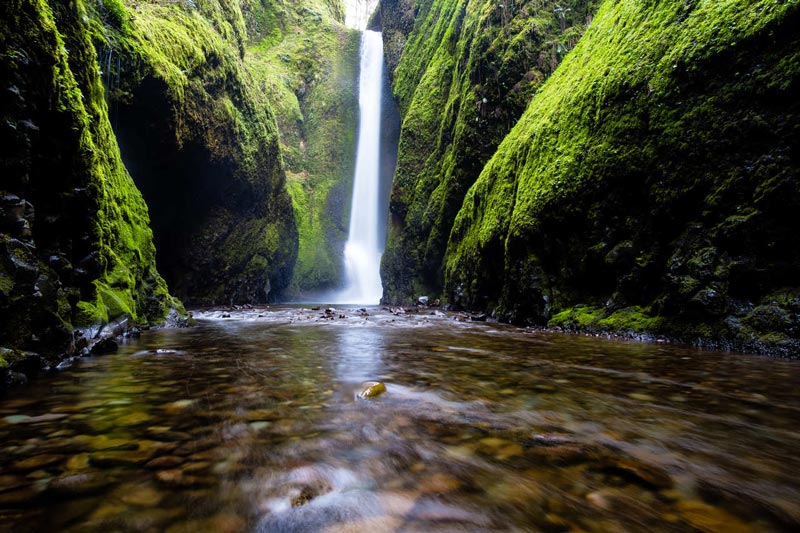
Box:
[1,1,799,530]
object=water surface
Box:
[1,306,799,532]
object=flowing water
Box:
[334,30,386,306]
[1,306,799,532]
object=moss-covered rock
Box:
[378,0,597,304]
[95,0,298,305]
[243,0,361,297]
[445,0,800,356]
[1,0,179,358]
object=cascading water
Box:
[334,30,385,304]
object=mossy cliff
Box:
[1,0,179,370]
[377,0,597,303]
[98,0,297,305]
[242,0,361,297]
[445,0,800,356]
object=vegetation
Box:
[378,0,598,303]
[242,0,361,297]
[1,0,180,360]
[88,0,299,305]
[444,0,800,355]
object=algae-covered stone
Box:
[358,380,387,399]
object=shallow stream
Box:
[1,306,799,532]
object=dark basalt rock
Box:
[90,337,119,356]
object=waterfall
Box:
[335,30,385,305]
[343,0,380,30]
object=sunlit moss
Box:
[380,0,598,303]
[245,1,360,296]
[445,0,800,353]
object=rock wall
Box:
[1,0,179,373]
[444,0,800,356]
[242,0,362,298]
[104,0,298,305]
[377,0,597,303]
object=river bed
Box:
[1,306,799,532]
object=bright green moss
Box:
[77,1,299,305]
[244,1,360,297]
[381,0,598,303]
[444,0,800,353]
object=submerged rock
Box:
[358,381,387,399]
[90,337,118,355]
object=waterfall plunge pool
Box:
[1,306,799,531]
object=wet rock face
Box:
[1,0,178,366]
[378,0,598,305]
[109,2,298,306]
[441,0,800,355]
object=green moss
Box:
[444,0,800,354]
[549,306,604,329]
[381,0,598,303]
[77,0,299,305]
[1,0,180,351]
[244,1,360,297]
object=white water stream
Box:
[343,0,380,30]
[334,30,385,304]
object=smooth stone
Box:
[145,455,185,469]
[120,507,185,531]
[478,437,524,460]
[629,392,656,402]
[677,500,755,532]
[48,473,111,496]
[419,472,462,494]
[72,434,140,452]
[166,514,246,533]
[358,381,387,399]
[66,454,91,471]
[600,457,673,489]
[0,486,41,505]
[244,409,280,421]
[183,461,211,473]
[117,411,153,426]
[89,448,157,467]
[586,489,614,510]
[0,474,29,493]
[250,421,271,431]
[164,399,196,413]
[3,415,32,424]
[11,454,63,471]
[90,337,118,355]
[120,484,164,506]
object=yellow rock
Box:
[358,381,387,399]
[420,472,462,494]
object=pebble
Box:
[11,454,63,471]
[166,513,246,533]
[90,448,157,467]
[145,456,185,469]
[120,484,164,506]
[628,392,656,402]
[358,381,387,399]
[49,473,111,496]
[677,500,755,532]
[419,472,462,494]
